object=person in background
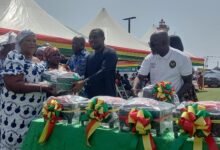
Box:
[115,70,122,86]
[66,36,89,77]
[133,31,193,102]
[197,72,203,90]
[44,46,69,71]
[169,35,184,51]
[0,32,16,89]
[35,46,46,61]
[72,29,118,98]
[0,32,16,145]
[60,53,67,64]
[0,30,54,149]
[122,74,132,91]
[34,42,52,66]
[169,35,198,101]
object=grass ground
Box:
[197,88,220,101]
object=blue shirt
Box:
[66,49,89,77]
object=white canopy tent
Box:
[140,25,157,44]
[80,8,150,52]
[0,0,10,15]
[0,0,82,39]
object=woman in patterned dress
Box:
[0,30,54,150]
[0,32,17,146]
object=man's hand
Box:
[177,74,193,101]
[72,80,85,94]
[131,88,141,97]
[132,74,147,96]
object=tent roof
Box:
[0,0,82,39]
[140,25,157,43]
[80,8,150,52]
[0,0,10,15]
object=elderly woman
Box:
[0,30,54,149]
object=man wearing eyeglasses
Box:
[132,30,193,101]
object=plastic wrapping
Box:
[42,70,81,94]
[93,96,126,108]
[80,96,126,128]
[45,95,88,124]
[119,97,175,135]
[142,84,154,99]
[142,84,180,105]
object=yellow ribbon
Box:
[142,134,153,150]
[179,104,212,150]
[39,99,62,144]
[128,109,155,150]
[193,136,203,150]
[86,98,111,146]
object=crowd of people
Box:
[0,28,118,149]
[0,28,200,149]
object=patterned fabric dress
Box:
[0,50,46,150]
[0,58,5,145]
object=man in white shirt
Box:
[133,31,193,101]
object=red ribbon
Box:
[178,104,219,150]
[205,135,219,150]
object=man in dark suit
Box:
[73,28,118,98]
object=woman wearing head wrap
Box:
[44,46,69,71]
[34,43,52,61]
[0,30,54,149]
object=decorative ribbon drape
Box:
[177,104,218,150]
[85,98,110,146]
[152,81,175,102]
[128,108,156,150]
[38,99,63,144]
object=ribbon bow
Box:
[128,108,156,150]
[152,81,175,102]
[38,99,63,143]
[178,104,218,150]
[85,98,110,146]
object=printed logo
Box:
[169,60,176,68]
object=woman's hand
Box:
[40,83,57,96]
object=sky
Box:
[36,0,220,68]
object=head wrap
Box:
[0,32,17,51]
[44,46,59,58]
[15,29,35,51]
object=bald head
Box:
[149,31,169,56]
